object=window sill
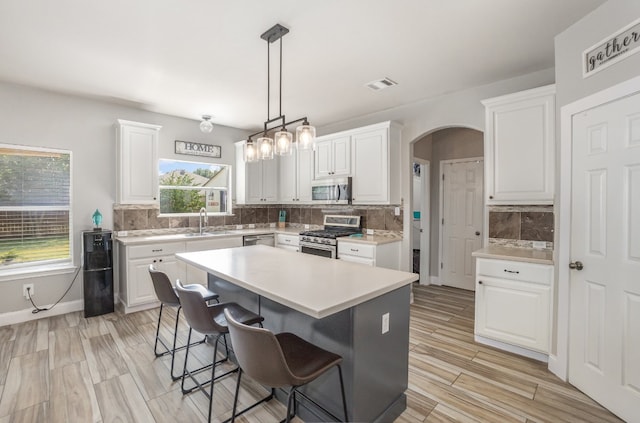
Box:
[0,263,78,282]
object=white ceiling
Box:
[0,0,604,132]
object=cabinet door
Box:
[297,148,314,202]
[475,276,550,352]
[331,136,351,176]
[484,86,555,204]
[352,128,388,204]
[127,255,185,306]
[117,121,160,204]
[279,153,297,203]
[262,158,279,202]
[245,161,263,203]
[314,140,333,179]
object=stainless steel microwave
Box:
[311,177,352,204]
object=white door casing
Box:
[440,158,484,291]
[420,162,430,285]
[568,91,640,423]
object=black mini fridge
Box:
[83,230,114,317]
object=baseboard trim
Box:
[430,276,441,285]
[547,354,567,381]
[0,299,84,326]
[475,334,549,362]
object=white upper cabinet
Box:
[351,122,401,205]
[279,147,313,203]
[116,119,161,204]
[314,135,351,179]
[235,142,279,204]
[482,85,555,204]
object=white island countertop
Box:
[176,245,418,319]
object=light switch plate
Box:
[248,224,255,229]
[366,229,374,235]
[269,223,276,228]
[236,225,243,230]
[394,207,400,216]
[304,224,310,229]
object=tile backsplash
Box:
[488,205,554,250]
[113,203,403,233]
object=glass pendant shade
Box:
[258,137,274,160]
[296,124,316,150]
[274,130,293,156]
[199,115,213,133]
[244,140,259,162]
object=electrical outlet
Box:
[270,222,276,228]
[366,229,374,235]
[23,283,34,300]
[236,225,243,230]
[394,207,400,216]
[382,312,390,334]
[532,241,546,250]
[304,224,310,229]
[248,224,255,229]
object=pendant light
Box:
[199,115,214,133]
[244,24,316,162]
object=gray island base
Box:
[176,245,417,422]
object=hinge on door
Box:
[442,174,445,181]
[442,218,444,225]
[440,262,443,269]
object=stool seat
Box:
[174,284,218,303]
[275,332,343,387]
[148,265,219,381]
[225,309,348,422]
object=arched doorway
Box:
[410,127,484,289]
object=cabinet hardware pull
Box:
[478,280,483,284]
[504,269,519,274]
[159,259,163,262]
[152,249,162,252]
[350,248,358,252]
[489,195,494,199]
[475,231,481,236]
[153,259,157,263]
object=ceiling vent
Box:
[365,77,398,91]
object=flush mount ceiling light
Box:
[244,23,316,162]
[199,115,214,133]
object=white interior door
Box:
[569,91,640,422]
[441,159,483,291]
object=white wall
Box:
[0,81,249,317]
[319,68,555,271]
[551,0,640,369]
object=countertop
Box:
[115,227,300,246]
[176,245,418,319]
[337,232,402,245]
[472,246,554,265]
[115,227,400,246]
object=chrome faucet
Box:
[199,207,208,235]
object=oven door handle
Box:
[299,242,335,252]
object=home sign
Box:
[175,140,221,158]
[584,17,640,77]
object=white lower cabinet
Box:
[118,236,242,313]
[474,258,553,354]
[184,237,243,285]
[275,233,300,252]
[119,242,186,313]
[337,240,400,270]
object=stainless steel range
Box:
[299,215,362,258]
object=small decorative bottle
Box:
[92,209,103,231]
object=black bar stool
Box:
[148,265,219,380]
[176,280,271,423]
[224,309,349,423]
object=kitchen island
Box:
[176,245,418,422]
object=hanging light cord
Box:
[27,265,81,314]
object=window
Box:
[0,144,72,270]
[158,159,231,215]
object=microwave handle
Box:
[334,184,340,202]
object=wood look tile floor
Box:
[0,284,624,422]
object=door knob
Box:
[475,231,481,236]
[569,261,584,271]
